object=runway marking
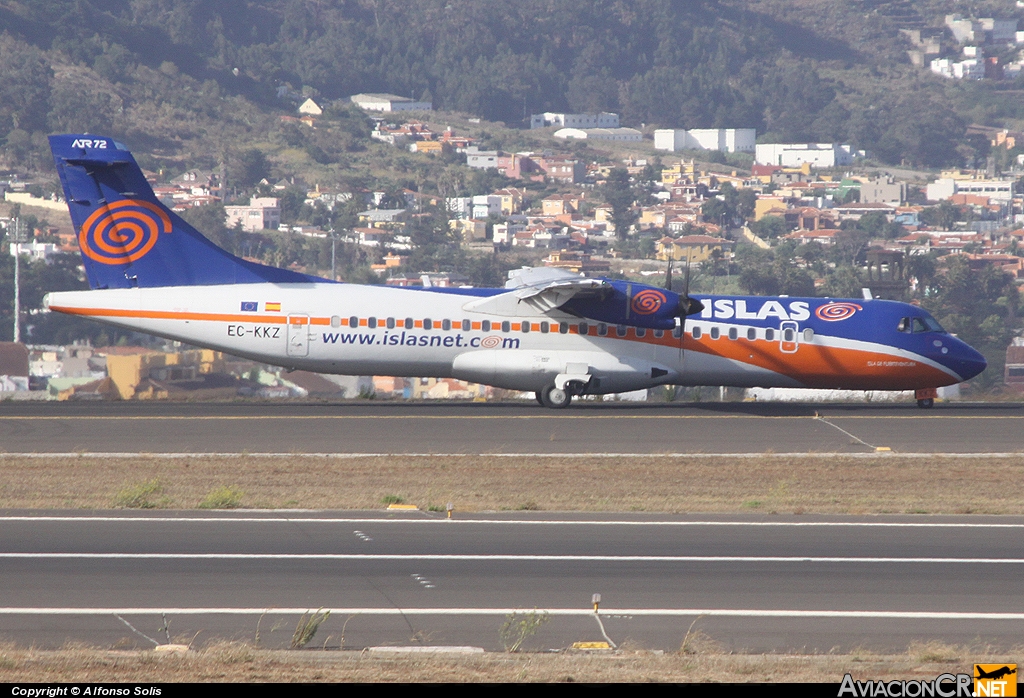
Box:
[3,516,1024,528]
[1,607,1023,620]
[1,553,1021,563]
[2,452,1024,459]
[2,414,1024,421]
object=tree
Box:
[920,201,962,231]
[231,149,271,191]
[751,216,787,239]
[604,168,637,240]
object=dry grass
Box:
[0,642,1019,682]
[0,453,1022,514]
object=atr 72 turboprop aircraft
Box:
[43,134,986,408]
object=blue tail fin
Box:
[49,134,324,289]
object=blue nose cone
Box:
[947,340,987,382]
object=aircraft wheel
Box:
[916,398,934,409]
[540,384,572,409]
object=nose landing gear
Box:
[915,388,937,409]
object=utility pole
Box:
[11,217,25,344]
[329,228,337,281]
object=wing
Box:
[463,267,611,315]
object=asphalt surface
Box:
[0,511,1022,652]
[2,400,1024,453]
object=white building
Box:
[471,195,503,219]
[465,147,500,169]
[349,93,432,112]
[552,127,642,141]
[445,197,473,219]
[654,128,756,153]
[926,178,1014,202]
[297,98,322,116]
[929,56,984,80]
[224,197,281,232]
[8,241,60,261]
[530,112,619,129]
[754,143,855,168]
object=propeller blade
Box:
[665,258,673,291]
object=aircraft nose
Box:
[949,341,987,381]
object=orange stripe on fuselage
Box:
[49,305,954,388]
[680,335,953,389]
[50,306,288,324]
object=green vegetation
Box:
[2,0,1023,177]
[290,610,330,650]
[113,479,167,509]
[499,611,549,653]
[197,486,245,509]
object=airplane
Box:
[42,134,987,408]
[975,666,1017,681]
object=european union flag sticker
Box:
[240,301,258,312]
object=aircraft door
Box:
[287,314,310,357]
[780,321,799,354]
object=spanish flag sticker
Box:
[265,302,281,312]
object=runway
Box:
[2,400,1024,453]
[0,511,1021,652]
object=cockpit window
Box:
[899,315,945,334]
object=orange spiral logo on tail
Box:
[631,289,666,315]
[79,199,171,265]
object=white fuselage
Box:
[46,282,954,394]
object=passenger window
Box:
[331,316,340,328]
[368,317,377,329]
[405,317,413,329]
[349,316,358,328]
[636,327,646,338]
[386,317,396,329]
[501,321,510,332]
[728,327,738,340]
[462,319,471,331]
[803,328,814,342]
[783,328,795,342]
[897,317,910,333]
[654,329,664,339]
[673,326,683,338]
[578,322,589,335]
[540,321,549,334]
[765,328,775,341]
[710,326,720,340]
[559,322,569,334]
[521,321,530,333]
[424,318,433,330]
[598,323,608,336]
[616,325,627,337]
[442,319,451,331]
[691,326,702,339]
[482,320,491,332]
[747,327,756,340]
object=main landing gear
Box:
[538,384,572,409]
[916,398,934,409]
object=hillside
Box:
[4,0,1024,183]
